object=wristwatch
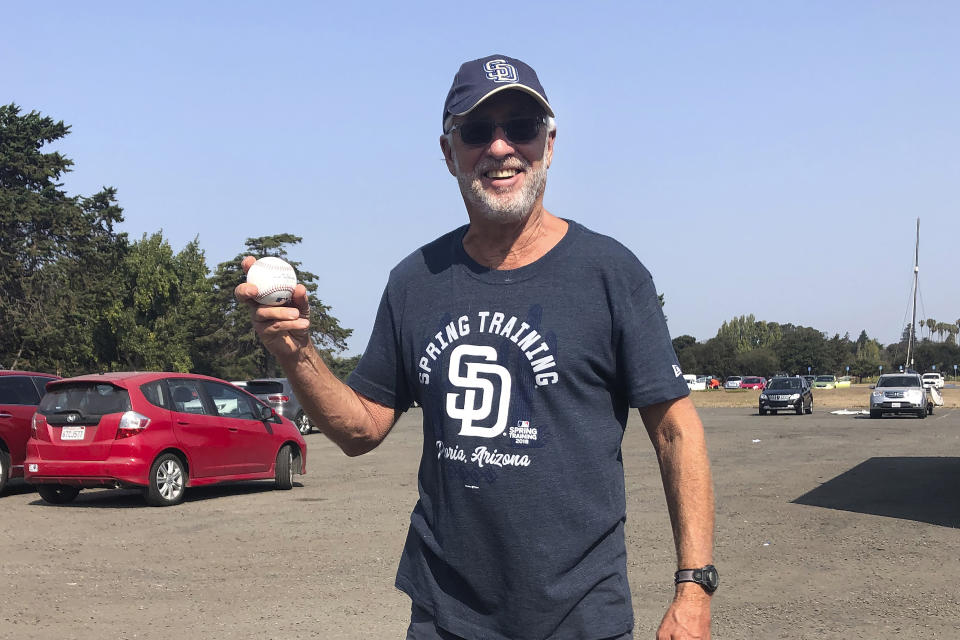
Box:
[674,565,719,593]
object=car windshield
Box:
[726,377,740,381]
[922,374,938,379]
[768,379,800,390]
[815,376,834,382]
[39,382,131,417]
[244,380,284,394]
[877,376,921,388]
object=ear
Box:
[440,135,457,176]
[544,128,556,169]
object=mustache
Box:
[472,157,530,175]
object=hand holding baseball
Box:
[235,256,311,359]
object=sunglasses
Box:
[449,116,546,146]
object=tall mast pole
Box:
[906,218,919,371]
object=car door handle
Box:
[228,427,239,432]
[0,412,12,418]
[177,419,190,425]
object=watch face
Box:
[703,565,719,591]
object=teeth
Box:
[486,169,518,179]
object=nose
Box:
[486,127,516,158]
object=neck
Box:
[461,204,568,270]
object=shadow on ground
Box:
[25,480,302,509]
[793,457,960,528]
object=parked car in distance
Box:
[243,378,313,435]
[24,372,307,506]
[870,373,932,418]
[835,376,852,389]
[813,375,837,389]
[759,376,813,415]
[683,374,706,391]
[0,370,60,495]
[740,376,766,390]
[724,376,743,389]
[921,372,944,389]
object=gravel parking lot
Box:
[2,406,958,639]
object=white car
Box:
[921,372,944,389]
[684,374,706,391]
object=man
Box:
[236,54,716,640]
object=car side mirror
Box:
[257,403,274,421]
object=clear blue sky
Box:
[6,2,959,356]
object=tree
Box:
[98,233,215,372]
[199,234,351,380]
[0,104,127,373]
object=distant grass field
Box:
[688,385,960,409]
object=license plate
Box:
[61,426,85,440]
[890,403,901,408]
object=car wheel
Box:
[146,453,187,506]
[37,484,80,504]
[759,408,767,416]
[274,444,293,491]
[295,410,312,435]
[795,402,803,415]
[770,410,778,415]
[275,445,294,490]
[918,409,926,419]
[927,403,934,416]
[0,449,9,496]
[805,398,813,414]
[870,409,881,419]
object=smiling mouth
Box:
[484,168,521,179]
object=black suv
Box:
[759,376,813,415]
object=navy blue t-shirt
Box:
[348,220,688,640]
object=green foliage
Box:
[0,104,127,373]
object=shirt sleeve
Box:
[614,274,690,408]
[346,284,413,412]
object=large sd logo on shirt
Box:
[446,344,511,437]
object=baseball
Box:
[246,257,297,306]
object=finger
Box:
[292,284,310,316]
[241,255,256,273]
[234,281,260,303]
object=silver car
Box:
[869,373,932,419]
[243,378,314,434]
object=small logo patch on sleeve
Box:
[673,365,683,377]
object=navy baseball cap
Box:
[443,55,554,130]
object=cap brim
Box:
[449,84,554,118]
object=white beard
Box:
[455,155,548,223]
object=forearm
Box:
[643,397,715,570]
[277,345,393,456]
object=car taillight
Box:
[268,395,289,404]
[31,413,46,437]
[116,411,151,439]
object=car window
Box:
[244,380,285,395]
[38,383,131,418]
[769,379,799,390]
[0,376,41,405]
[202,381,257,420]
[877,376,920,388]
[31,376,58,397]
[167,379,209,415]
[140,380,169,409]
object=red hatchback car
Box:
[740,376,767,390]
[0,370,60,495]
[24,372,307,506]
